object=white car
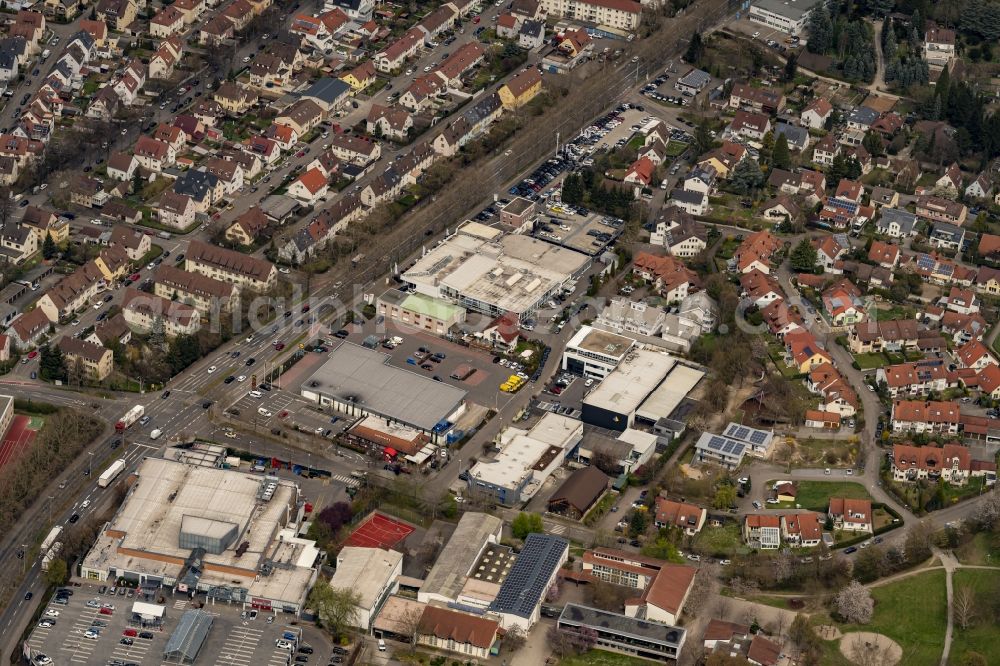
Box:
[585,378,594,387]
[44,609,59,617]
[83,630,98,640]
[86,600,100,608]
[278,267,291,275]
[94,302,102,310]
[80,499,90,509]
[224,431,238,439]
[208,366,218,374]
[752,31,760,38]
[248,390,263,398]
[275,640,293,650]
[243,56,251,63]
[34,656,52,665]
[237,375,247,383]
[257,407,272,417]
[37,620,55,628]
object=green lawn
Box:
[854,352,888,370]
[838,570,947,666]
[949,569,1000,665]
[955,531,1000,565]
[664,140,687,157]
[767,480,870,510]
[559,650,654,666]
[691,522,750,557]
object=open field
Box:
[768,480,871,510]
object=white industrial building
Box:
[748,0,825,34]
[466,413,583,506]
[328,546,403,632]
[300,343,467,443]
[580,349,678,432]
[562,325,636,378]
[401,224,591,319]
[80,458,319,615]
[418,512,504,606]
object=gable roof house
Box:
[225,206,270,247]
[801,97,833,129]
[367,104,413,141]
[875,359,949,398]
[654,498,706,535]
[828,497,873,533]
[891,399,961,434]
[877,207,918,238]
[729,110,771,142]
[8,307,50,349]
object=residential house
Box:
[58,337,113,382]
[275,99,324,137]
[916,195,967,226]
[929,222,965,251]
[666,189,707,216]
[781,512,823,547]
[537,0,641,30]
[890,399,961,434]
[743,515,780,549]
[106,152,137,182]
[729,110,771,142]
[877,207,918,238]
[876,359,949,398]
[286,168,329,205]
[891,442,990,486]
[649,209,707,258]
[811,134,839,167]
[498,68,543,110]
[121,288,200,338]
[109,225,150,261]
[366,104,413,141]
[801,97,832,129]
[966,173,992,200]
[868,240,900,269]
[849,319,920,353]
[728,82,784,114]
[225,206,269,246]
[185,240,276,291]
[632,252,699,302]
[828,497,873,533]
[157,191,196,230]
[784,329,832,373]
[213,82,258,115]
[8,308,50,350]
[154,264,238,316]
[653,498,706,536]
[133,136,175,172]
[775,122,809,152]
[924,25,956,67]
[821,279,865,327]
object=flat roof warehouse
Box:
[301,343,468,432]
[402,228,591,317]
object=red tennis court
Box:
[0,415,37,469]
[344,512,414,549]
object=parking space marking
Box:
[173,599,189,610]
[267,647,293,666]
[216,625,265,666]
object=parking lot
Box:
[26,583,331,666]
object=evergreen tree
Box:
[39,344,67,383]
[863,130,883,158]
[684,31,704,64]
[730,159,764,195]
[42,233,56,260]
[845,157,863,180]
[772,133,791,170]
[806,4,833,54]
[790,238,818,273]
[694,119,714,155]
[783,53,798,82]
[759,131,775,166]
[882,19,897,60]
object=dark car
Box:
[334,329,349,338]
[259,383,272,391]
[24,592,32,600]
[224,376,236,384]
[161,390,171,399]
[331,647,348,655]
[120,638,133,646]
[202,401,212,409]
[844,546,858,554]
[69,513,80,524]
[298,646,314,655]
[231,351,241,358]
[245,358,255,366]
[139,631,154,640]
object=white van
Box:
[378,639,386,652]
[150,429,163,440]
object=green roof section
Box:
[390,290,464,321]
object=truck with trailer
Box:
[115,405,144,432]
[39,526,62,556]
[41,542,62,571]
[98,459,127,488]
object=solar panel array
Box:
[724,422,772,448]
[704,435,745,457]
[489,533,568,618]
[829,197,859,214]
